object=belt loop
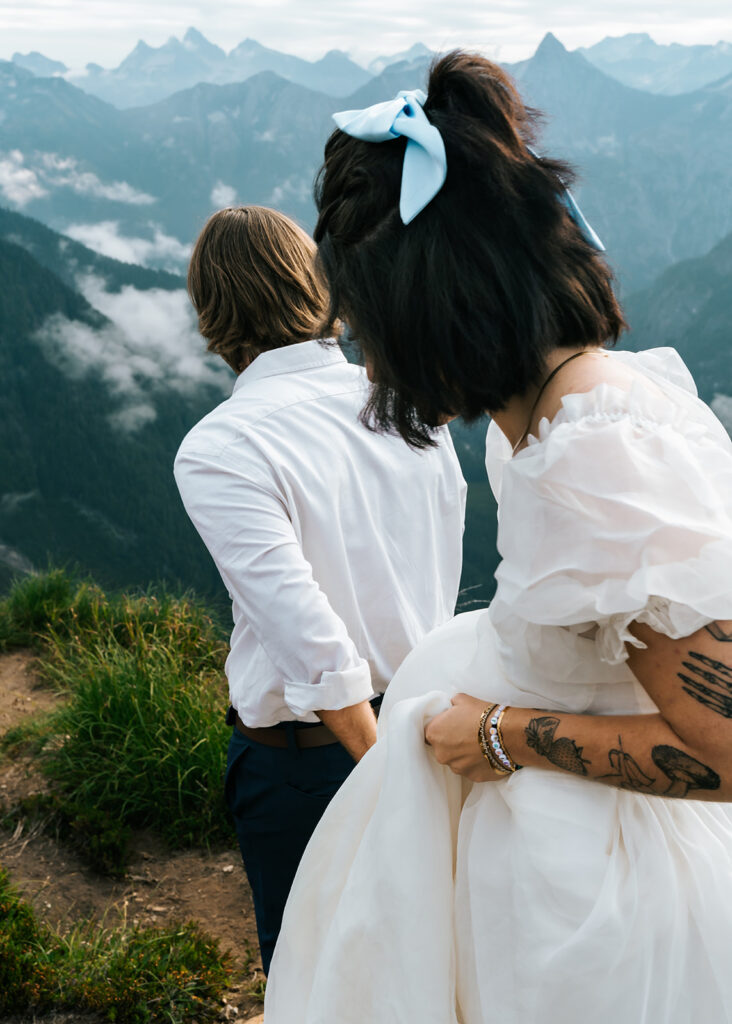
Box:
[283,721,300,755]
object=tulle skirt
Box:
[264,611,732,1023]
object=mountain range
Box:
[3,33,732,294]
[2,28,731,601]
[12,28,405,108]
[12,29,732,109]
[580,34,732,95]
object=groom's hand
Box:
[425,693,502,782]
[317,700,378,762]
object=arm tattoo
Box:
[705,622,732,642]
[524,716,591,775]
[679,651,732,718]
[602,736,656,791]
[529,723,721,799]
[601,738,720,798]
[651,745,720,798]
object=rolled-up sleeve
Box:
[174,442,373,716]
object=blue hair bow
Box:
[332,89,446,225]
[527,146,605,251]
[332,92,605,250]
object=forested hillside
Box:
[0,208,500,606]
[0,217,230,602]
[623,229,732,415]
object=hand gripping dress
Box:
[263,348,732,1024]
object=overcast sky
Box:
[2,0,731,69]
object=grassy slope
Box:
[0,570,230,865]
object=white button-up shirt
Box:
[174,340,466,726]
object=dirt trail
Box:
[0,651,265,1024]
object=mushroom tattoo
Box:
[651,745,721,798]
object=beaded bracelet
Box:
[478,704,511,776]
[480,704,522,775]
[493,705,522,773]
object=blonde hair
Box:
[188,206,339,372]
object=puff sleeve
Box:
[491,382,732,663]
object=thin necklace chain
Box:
[512,350,593,455]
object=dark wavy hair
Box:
[314,51,626,447]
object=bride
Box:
[264,52,732,1023]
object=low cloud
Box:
[108,403,158,432]
[268,174,312,207]
[35,274,232,433]
[0,149,155,207]
[38,153,156,204]
[0,491,39,516]
[0,150,48,206]
[210,181,237,207]
[65,220,191,271]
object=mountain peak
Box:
[535,32,568,58]
[319,49,358,67]
[11,50,68,75]
[182,26,224,58]
[621,32,654,44]
[183,27,207,44]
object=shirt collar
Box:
[232,339,346,393]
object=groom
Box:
[174,205,466,973]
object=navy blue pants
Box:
[225,725,356,975]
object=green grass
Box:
[0,567,227,672]
[0,865,232,1022]
[41,638,232,850]
[0,569,232,871]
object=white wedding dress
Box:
[264,348,732,1024]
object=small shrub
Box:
[0,569,232,863]
[0,568,227,674]
[40,636,230,850]
[0,866,232,1022]
[0,567,78,650]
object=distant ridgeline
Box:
[2,33,732,291]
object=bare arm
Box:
[317,701,378,762]
[425,620,732,800]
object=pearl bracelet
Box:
[478,704,511,776]
[479,704,522,775]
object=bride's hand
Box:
[424,693,503,782]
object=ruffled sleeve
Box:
[492,378,732,663]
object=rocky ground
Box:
[0,651,266,1024]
